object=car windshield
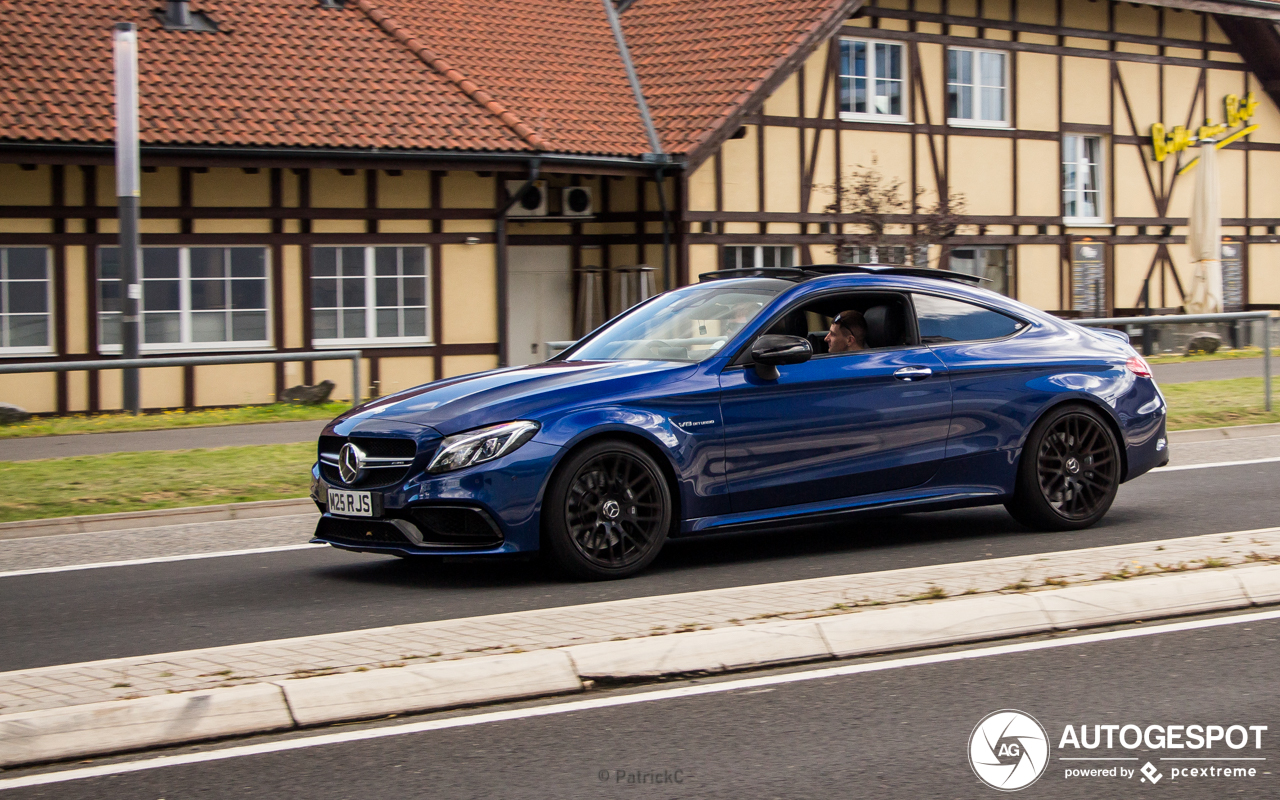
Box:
[565,283,785,362]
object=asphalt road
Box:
[6,611,1277,799]
[1151,357,1266,384]
[1,460,1277,671]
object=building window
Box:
[1063,135,1105,222]
[839,38,905,120]
[722,245,796,270]
[840,245,909,265]
[98,247,270,349]
[312,246,430,344]
[947,48,1008,125]
[0,247,52,353]
[949,246,1009,296]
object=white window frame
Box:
[1062,134,1107,224]
[310,245,433,348]
[838,37,908,123]
[97,246,273,353]
[721,245,797,270]
[0,247,55,355]
[946,46,1010,128]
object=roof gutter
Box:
[601,0,666,159]
[0,141,675,173]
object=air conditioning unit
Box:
[506,180,548,216]
[561,186,594,217]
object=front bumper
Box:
[310,439,560,556]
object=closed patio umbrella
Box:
[1184,139,1222,314]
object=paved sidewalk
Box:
[1152,357,1266,384]
[1,526,1276,718]
[0,420,328,462]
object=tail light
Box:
[1125,355,1153,378]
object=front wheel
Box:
[1006,404,1121,531]
[543,440,672,580]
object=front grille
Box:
[315,516,413,547]
[408,506,504,547]
[319,435,423,489]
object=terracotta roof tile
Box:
[0,0,854,159]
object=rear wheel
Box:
[1006,404,1121,531]
[543,439,672,580]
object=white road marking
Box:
[0,544,326,579]
[4,606,1279,791]
[1151,456,1280,473]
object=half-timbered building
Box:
[3,0,1280,413]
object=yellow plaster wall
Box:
[763,73,800,117]
[1113,3,1159,37]
[193,169,270,207]
[1162,8,1203,42]
[950,137,1013,216]
[379,220,431,234]
[1249,151,1280,217]
[140,219,181,234]
[194,363,275,406]
[443,355,498,378]
[0,165,51,206]
[282,245,304,349]
[687,161,716,212]
[140,168,180,206]
[312,358,368,404]
[377,357,434,394]
[1016,53,1057,131]
[96,166,118,207]
[808,129,837,212]
[98,369,123,411]
[804,43,833,119]
[140,366,184,409]
[1162,66,1203,132]
[1061,57,1111,125]
[0,219,51,233]
[763,127,802,213]
[192,219,272,234]
[1248,244,1280,303]
[916,43,945,125]
[1113,145,1159,219]
[1246,77,1280,144]
[1215,148,1246,220]
[66,165,85,206]
[1114,62,1160,136]
[66,371,88,412]
[720,127,759,213]
[311,169,364,208]
[440,243,496,343]
[0,374,57,413]
[688,244,719,282]
[1207,70,1249,124]
[1114,244,1158,309]
[442,220,494,233]
[441,172,494,209]
[65,246,89,354]
[1016,244,1060,309]
[1016,139,1060,216]
[378,170,431,208]
[311,219,365,234]
[282,169,300,207]
[1016,0,1055,28]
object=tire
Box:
[1005,404,1122,531]
[542,439,673,580]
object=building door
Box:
[507,246,573,366]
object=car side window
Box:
[912,294,1025,344]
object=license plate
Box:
[328,489,373,517]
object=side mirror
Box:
[750,334,812,380]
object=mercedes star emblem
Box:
[338,442,366,484]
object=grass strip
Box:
[1163,377,1280,430]
[0,443,314,523]
[0,403,347,439]
[1145,346,1279,365]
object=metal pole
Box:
[351,354,362,408]
[113,23,142,414]
[1264,316,1272,412]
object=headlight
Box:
[427,420,540,474]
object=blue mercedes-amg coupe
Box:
[311,265,1168,579]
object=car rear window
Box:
[912,293,1025,344]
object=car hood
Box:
[331,359,698,435]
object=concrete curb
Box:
[3,564,1279,768]
[0,498,315,541]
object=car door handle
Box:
[893,366,933,381]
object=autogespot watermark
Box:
[597,769,686,786]
[968,710,1270,791]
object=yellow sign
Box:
[1150,93,1259,162]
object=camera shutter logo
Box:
[968,710,1051,791]
[338,443,366,484]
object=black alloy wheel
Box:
[543,440,672,580]
[1007,404,1121,531]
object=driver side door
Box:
[717,294,953,514]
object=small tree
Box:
[820,156,966,267]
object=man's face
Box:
[825,322,855,353]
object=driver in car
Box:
[825,310,867,353]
